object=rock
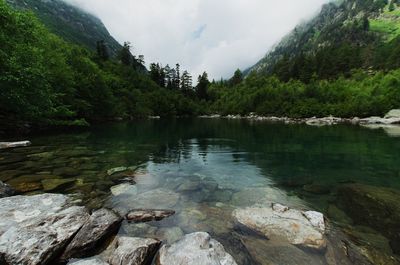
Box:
[337,184,400,254]
[110,188,179,216]
[110,184,137,196]
[119,223,158,238]
[362,124,400,137]
[68,257,109,265]
[61,208,122,261]
[41,178,76,192]
[360,116,400,125]
[155,227,184,244]
[156,232,237,265]
[241,236,325,265]
[233,203,326,250]
[0,141,31,149]
[0,194,89,265]
[106,236,161,265]
[6,181,42,193]
[384,109,400,119]
[305,116,342,126]
[107,167,128,176]
[126,209,175,223]
[0,181,15,198]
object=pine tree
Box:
[196,72,210,100]
[174,64,181,90]
[230,69,243,86]
[119,42,132,66]
[96,40,109,61]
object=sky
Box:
[66,0,329,79]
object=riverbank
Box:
[199,109,400,127]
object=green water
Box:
[1,119,400,264]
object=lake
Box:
[1,119,400,264]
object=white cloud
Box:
[65,0,329,79]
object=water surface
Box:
[1,119,400,264]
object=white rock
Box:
[303,211,325,231]
[233,204,326,250]
[106,236,160,265]
[110,184,137,196]
[0,194,89,265]
[156,232,237,265]
[384,109,400,119]
[0,141,31,149]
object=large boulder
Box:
[0,194,89,265]
[233,203,326,250]
[0,181,15,198]
[156,232,237,265]
[337,184,400,254]
[61,208,123,261]
[126,209,175,223]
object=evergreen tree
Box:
[196,72,210,100]
[96,40,109,61]
[230,69,243,86]
[119,42,132,66]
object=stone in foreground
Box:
[126,209,175,223]
[233,203,326,250]
[68,257,109,265]
[0,194,89,265]
[61,208,123,261]
[0,141,31,149]
[156,232,238,265]
[106,236,161,265]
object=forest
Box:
[1,0,400,134]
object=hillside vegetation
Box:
[0,0,200,134]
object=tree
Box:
[230,69,243,86]
[96,40,109,60]
[196,72,210,100]
[118,42,132,66]
[181,70,193,92]
[174,64,181,90]
[389,0,395,11]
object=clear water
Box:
[1,119,400,264]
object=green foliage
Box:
[210,70,400,118]
[0,0,200,132]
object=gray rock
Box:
[156,232,237,265]
[384,109,400,119]
[0,194,89,265]
[0,181,15,198]
[233,203,327,250]
[0,141,31,149]
[68,257,109,265]
[61,208,122,261]
[155,227,184,244]
[126,209,175,223]
[106,236,161,265]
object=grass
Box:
[370,18,400,41]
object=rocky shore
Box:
[199,109,400,128]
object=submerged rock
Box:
[233,203,326,250]
[0,194,89,265]
[337,184,400,254]
[126,209,175,223]
[156,232,237,265]
[107,167,128,176]
[41,178,76,192]
[61,208,122,261]
[0,181,15,198]
[0,141,31,149]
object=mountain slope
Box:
[247,0,400,80]
[6,0,121,56]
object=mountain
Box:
[6,0,122,56]
[247,0,400,81]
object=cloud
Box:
[65,0,329,79]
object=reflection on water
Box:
[1,119,400,264]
